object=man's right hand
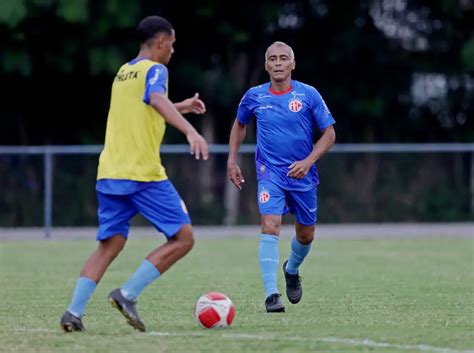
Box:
[227,163,245,190]
[186,131,209,160]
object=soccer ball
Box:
[195,292,235,329]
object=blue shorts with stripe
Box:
[96,180,191,240]
[257,180,317,226]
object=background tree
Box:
[0,0,472,145]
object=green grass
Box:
[0,237,473,353]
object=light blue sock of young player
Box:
[120,259,161,301]
[259,234,280,299]
[67,277,97,317]
[285,236,312,275]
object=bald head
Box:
[264,41,296,83]
[265,41,295,62]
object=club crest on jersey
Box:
[288,98,302,112]
[259,190,270,204]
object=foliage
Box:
[0,0,472,144]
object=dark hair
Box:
[136,16,173,44]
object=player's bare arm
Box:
[150,92,209,160]
[174,92,206,115]
[287,125,336,179]
[227,119,247,190]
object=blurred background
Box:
[0,0,473,228]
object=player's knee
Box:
[261,220,281,235]
[182,233,194,252]
[175,225,195,252]
[98,242,124,260]
[296,230,315,244]
[298,234,314,244]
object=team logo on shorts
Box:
[259,190,270,203]
[288,98,302,112]
[180,200,189,214]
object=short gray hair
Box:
[265,41,295,61]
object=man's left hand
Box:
[287,159,313,179]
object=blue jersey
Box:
[237,80,335,191]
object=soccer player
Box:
[60,16,209,332]
[227,41,336,313]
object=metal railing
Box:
[1,143,473,238]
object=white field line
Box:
[146,331,473,353]
[15,328,58,333]
[13,328,473,353]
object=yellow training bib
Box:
[97,59,168,182]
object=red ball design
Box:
[195,292,235,329]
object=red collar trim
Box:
[269,86,293,95]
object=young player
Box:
[60,15,208,332]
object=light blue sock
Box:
[259,234,279,298]
[121,259,160,301]
[286,236,312,275]
[67,277,97,317]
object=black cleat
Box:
[60,311,85,332]
[283,260,303,304]
[265,293,285,313]
[107,288,146,332]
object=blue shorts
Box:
[96,180,191,240]
[257,180,317,226]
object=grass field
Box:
[0,236,473,353]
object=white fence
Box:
[0,143,473,238]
